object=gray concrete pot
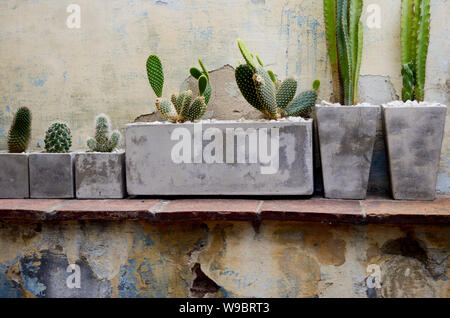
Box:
[0,152,29,198]
[382,102,447,200]
[75,151,126,199]
[315,103,380,199]
[29,153,75,198]
[126,120,314,196]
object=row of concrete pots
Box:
[0,102,446,200]
[0,152,125,199]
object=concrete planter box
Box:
[382,102,447,200]
[75,151,126,199]
[29,153,75,199]
[315,103,380,199]
[0,153,29,198]
[126,120,314,196]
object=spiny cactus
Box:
[146,55,211,123]
[7,107,32,153]
[323,0,363,105]
[401,0,430,102]
[235,40,320,119]
[87,114,121,152]
[44,122,72,153]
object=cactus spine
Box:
[235,39,320,119]
[323,0,363,105]
[44,122,72,153]
[7,107,32,153]
[87,114,121,152]
[401,0,430,102]
[146,55,211,123]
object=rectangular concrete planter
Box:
[29,153,75,199]
[126,120,314,196]
[75,151,126,199]
[0,152,29,198]
[382,102,447,200]
[315,103,380,199]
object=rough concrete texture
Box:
[0,153,29,198]
[29,153,74,199]
[383,105,447,200]
[0,220,448,298]
[75,152,126,199]
[316,105,381,199]
[126,121,313,196]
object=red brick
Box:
[0,199,64,220]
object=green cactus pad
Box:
[283,90,318,118]
[198,59,209,79]
[186,96,207,121]
[254,65,278,118]
[276,78,297,109]
[146,55,164,98]
[313,80,321,91]
[156,98,179,122]
[181,90,193,119]
[235,64,263,112]
[198,75,208,96]
[204,82,212,105]
[267,70,277,83]
[7,107,32,153]
[44,122,72,153]
[190,67,202,79]
[237,39,257,70]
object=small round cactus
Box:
[44,122,72,153]
[8,107,32,153]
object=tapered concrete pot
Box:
[315,102,380,199]
[29,153,75,199]
[75,151,126,199]
[0,152,29,198]
[126,119,314,196]
[382,101,447,201]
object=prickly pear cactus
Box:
[7,107,32,153]
[235,39,320,119]
[401,0,430,102]
[44,122,72,153]
[146,55,211,123]
[87,114,121,152]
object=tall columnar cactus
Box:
[44,122,72,153]
[323,0,363,105]
[87,114,121,152]
[146,55,211,123]
[7,107,32,153]
[401,0,430,102]
[235,40,320,119]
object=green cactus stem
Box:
[87,114,121,152]
[7,107,32,153]
[235,39,320,119]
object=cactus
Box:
[87,114,121,152]
[235,40,320,119]
[44,122,72,153]
[146,55,212,123]
[7,107,32,153]
[401,0,430,102]
[323,0,363,105]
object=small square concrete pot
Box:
[315,103,380,199]
[126,120,314,196]
[382,102,447,201]
[0,152,29,198]
[75,151,126,199]
[29,153,75,199]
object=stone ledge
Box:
[0,196,448,224]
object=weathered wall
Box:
[0,220,448,298]
[0,0,448,192]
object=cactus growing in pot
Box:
[7,107,32,153]
[44,122,72,153]
[323,0,363,105]
[235,39,320,119]
[87,114,121,152]
[401,0,430,102]
[146,55,212,123]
